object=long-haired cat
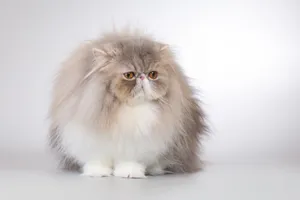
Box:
[49,30,206,178]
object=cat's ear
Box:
[93,44,119,58]
[159,44,169,52]
[92,48,108,58]
[83,47,112,80]
[157,43,176,72]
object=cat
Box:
[48,30,207,178]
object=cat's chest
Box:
[114,103,159,136]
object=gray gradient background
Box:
[0,0,299,199]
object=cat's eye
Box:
[123,72,136,80]
[148,71,158,80]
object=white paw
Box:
[147,166,165,176]
[81,161,112,177]
[113,162,146,179]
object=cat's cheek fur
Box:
[60,102,174,177]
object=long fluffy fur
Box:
[48,30,207,175]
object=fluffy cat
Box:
[48,30,206,178]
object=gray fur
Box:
[48,29,207,175]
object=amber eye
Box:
[123,72,136,80]
[148,71,158,80]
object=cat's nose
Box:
[139,75,145,80]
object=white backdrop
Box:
[0,0,299,164]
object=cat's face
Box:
[92,39,173,105]
[109,59,169,104]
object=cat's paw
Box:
[81,161,112,177]
[113,162,146,179]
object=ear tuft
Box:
[159,44,169,52]
[92,48,107,57]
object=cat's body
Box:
[49,30,206,178]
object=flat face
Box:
[101,39,170,103]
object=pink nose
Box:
[140,75,145,80]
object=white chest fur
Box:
[61,102,171,166]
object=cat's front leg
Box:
[113,162,146,179]
[81,161,113,177]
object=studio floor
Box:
[0,151,299,200]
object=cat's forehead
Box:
[119,61,150,73]
[117,40,160,72]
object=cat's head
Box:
[92,38,174,105]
